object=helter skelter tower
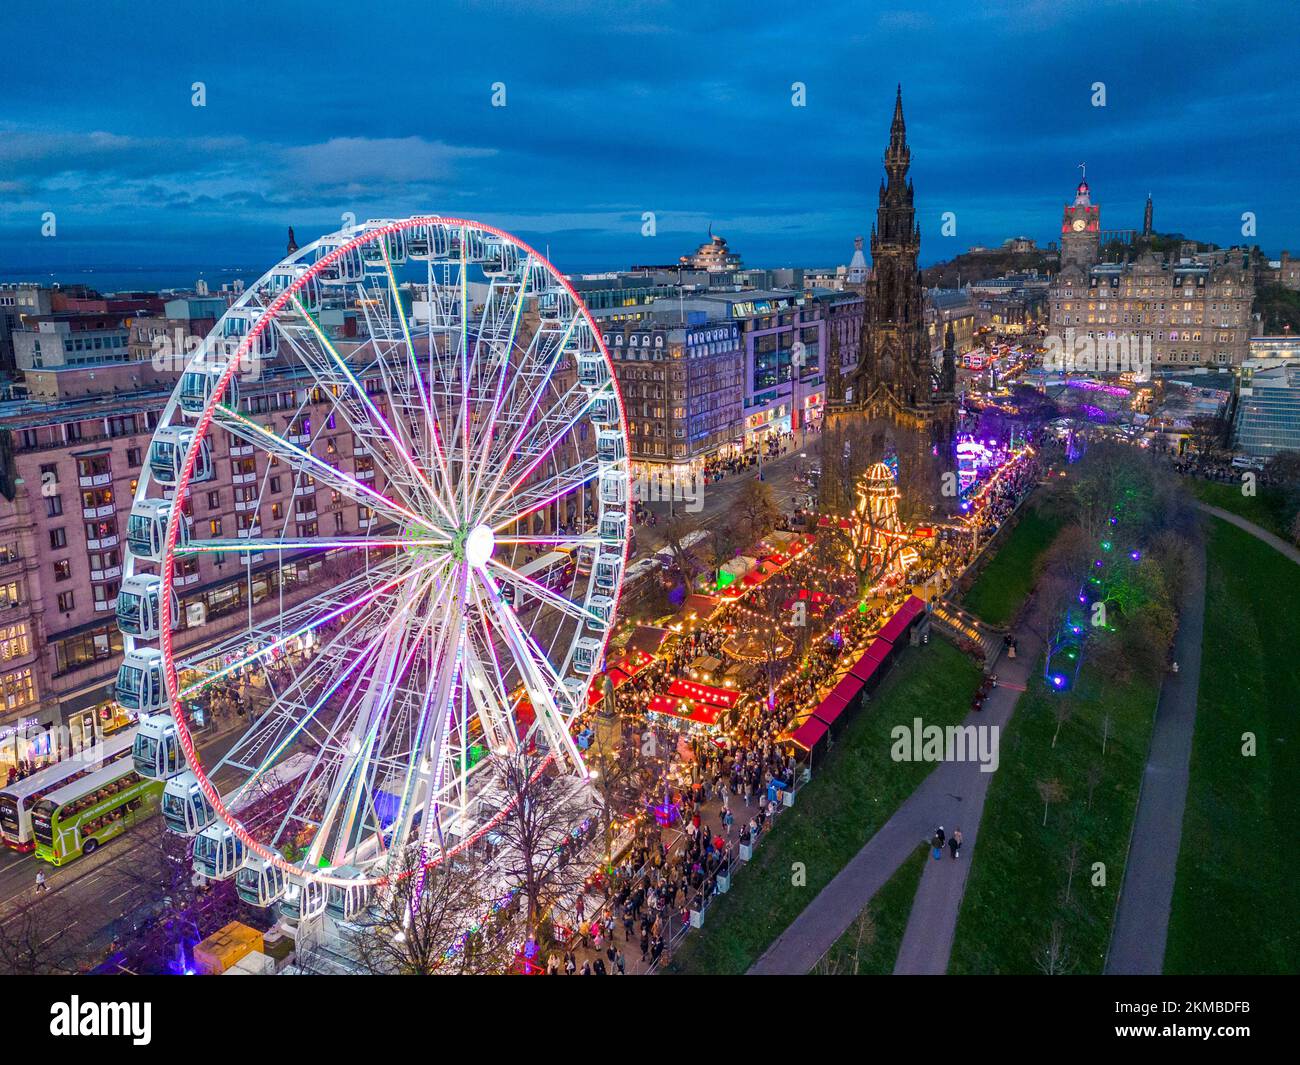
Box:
[851,461,918,589]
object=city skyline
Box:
[2,0,1299,284]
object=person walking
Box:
[949,828,963,860]
[35,869,47,893]
[932,826,946,861]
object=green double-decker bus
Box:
[32,759,163,866]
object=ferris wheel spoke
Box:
[471,569,586,773]
[460,621,520,757]
[265,315,433,514]
[176,554,448,697]
[463,263,533,492]
[211,601,404,793]
[485,556,601,628]
[378,244,459,519]
[310,568,453,867]
[182,536,433,555]
[398,568,470,858]
[351,285,437,501]
[284,294,451,523]
[167,555,407,684]
[215,405,442,536]
[494,534,602,548]
[470,313,584,511]
[480,385,595,519]
[488,456,601,534]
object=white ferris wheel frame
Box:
[123,216,632,888]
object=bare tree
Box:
[1063,838,1082,905]
[1051,698,1072,748]
[494,748,596,944]
[702,526,738,588]
[814,907,877,975]
[1036,920,1074,975]
[661,514,702,589]
[1037,778,1066,826]
[348,848,518,975]
[1086,764,1102,810]
[0,893,85,974]
[736,478,780,542]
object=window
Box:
[45,495,63,518]
[49,527,67,550]
[0,668,35,712]
[207,491,221,510]
[93,581,119,609]
[0,623,30,660]
[57,591,75,612]
[53,560,72,582]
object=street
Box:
[0,718,257,972]
[632,442,813,558]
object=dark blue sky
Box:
[2,0,1297,282]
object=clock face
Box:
[1072,218,1087,232]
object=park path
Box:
[1105,501,1298,973]
[749,574,1066,975]
[1195,503,1300,565]
[1103,532,1207,974]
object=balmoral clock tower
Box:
[1060,168,1100,271]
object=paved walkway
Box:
[1195,503,1300,565]
[749,576,1066,975]
[1104,533,1207,973]
[1103,502,1297,974]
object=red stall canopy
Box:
[666,678,741,709]
[848,651,884,687]
[790,716,829,754]
[813,690,851,728]
[864,637,893,665]
[648,694,724,728]
[830,672,865,705]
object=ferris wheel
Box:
[114,217,631,895]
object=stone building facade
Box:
[1048,250,1254,369]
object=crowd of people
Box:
[542,432,1054,972]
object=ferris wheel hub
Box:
[463,523,496,568]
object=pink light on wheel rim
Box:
[154,216,632,887]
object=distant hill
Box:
[921,248,1056,288]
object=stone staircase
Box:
[929,600,1005,672]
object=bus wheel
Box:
[83,839,98,855]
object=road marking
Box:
[42,919,77,946]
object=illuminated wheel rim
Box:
[128,218,630,887]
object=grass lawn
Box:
[949,655,1158,974]
[1165,520,1300,974]
[1188,478,1293,541]
[813,844,927,975]
[961,505,1063,627]
[666,639,980,975]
